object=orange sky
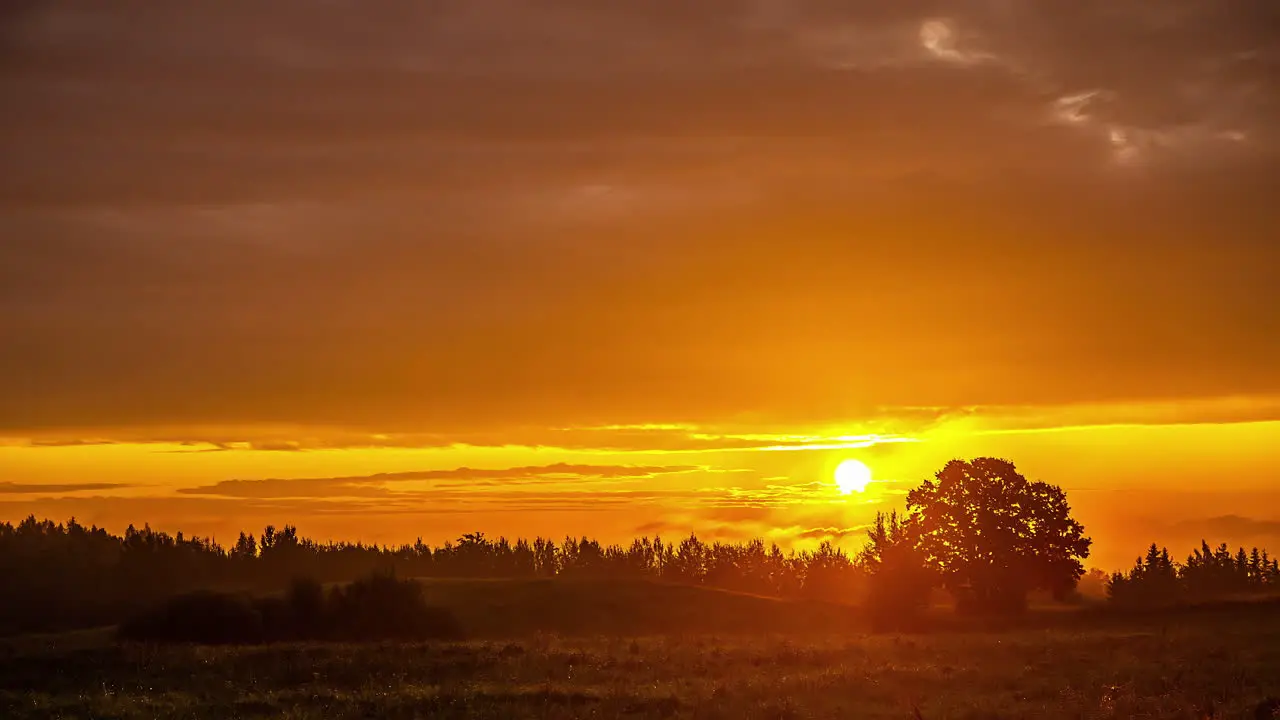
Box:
[1,1,1278,572]
[5,403,1279,571]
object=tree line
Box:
[1107,541,1280,608]
[0,516,873,634]
[3,457,1275,635]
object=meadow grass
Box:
[3,608,1279,720]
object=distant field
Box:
[2,579,1279,719]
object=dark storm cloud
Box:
[1,1,1277,433]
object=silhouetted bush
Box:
[253,596,294,641]
[285,577,326,638]
[954,585,1029,617]
[326,572,463,641]
[860,512,935,630]
[120,590,264,645]
[865,563,934,625]
[119,573,462,645]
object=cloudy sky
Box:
[1,0,1278,569]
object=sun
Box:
[834,459,873,495]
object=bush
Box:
[287,577,326,627]
[327,572,463,641]
[119,573,462,645]
[253,596,294,641]
[954,585,1030,617]
[864,555,935,631]
[119,590,264,645]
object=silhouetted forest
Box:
[1107,541,1280,608]
[4,514,1276,636]
[0,516,875,634]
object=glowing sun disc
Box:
[835,459,873,495]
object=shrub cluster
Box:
[119,573,463,645]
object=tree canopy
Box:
[905,457,1092,613]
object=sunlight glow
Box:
[834,459,873,495]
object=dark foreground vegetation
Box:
[116,576,887,644]
[0,514,882,635]
[119,574,463,645]
[4,458,1278,635]
[4,600,1280,719]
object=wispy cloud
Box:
[0,482,133,494]
[10,426,921,455]
[629,500,891,549]
[966,396,1280,436]
[178,463,704,499]
[14,394,1278,452]
[789,525,873,542]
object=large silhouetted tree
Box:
[906,458,1092,614]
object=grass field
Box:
[3,581,1279,719]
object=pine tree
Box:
[1235,547,1251,592]
[231,532,258,560]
